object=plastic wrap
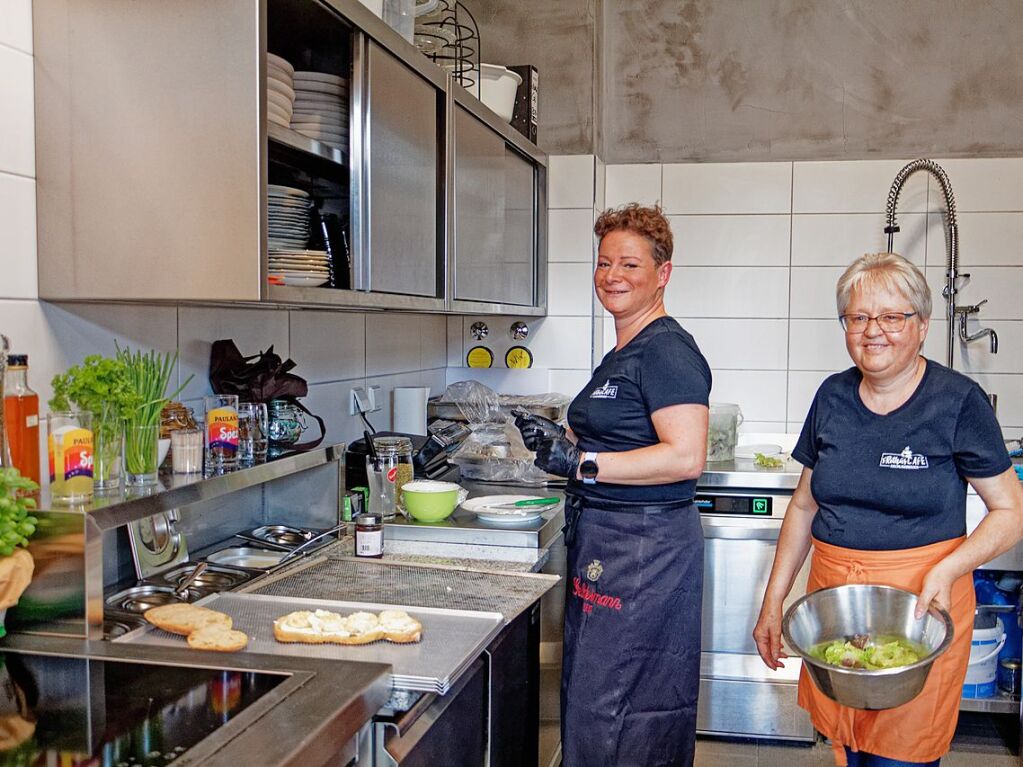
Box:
[436,382,571,423]
[440,381,566,484]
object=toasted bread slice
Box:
[379,609,423,644]
[144,603,232,636]
[273,608,386,645]
[187,626,249,652]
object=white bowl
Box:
[158,438,171,468]
[479,64,521,122]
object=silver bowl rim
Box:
[781,583,955,678]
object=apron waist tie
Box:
[563,493,694,547]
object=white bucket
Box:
[963,616,1006,698]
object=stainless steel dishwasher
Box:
[696,462,815,741]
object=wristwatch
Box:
[580,452,599,485]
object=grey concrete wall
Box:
[468,0,1023,162]
[465,0,598,155]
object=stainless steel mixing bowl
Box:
[782,584,955,710]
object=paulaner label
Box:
[207,407,239,453]
[573,577,623,611]
[879,446,929,470]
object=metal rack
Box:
[414,1,480,92]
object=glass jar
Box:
[354,513,384,558]
[373,436,414,516]
[707,403,744,462]
[267,399,307,457]
[160,402,197,472]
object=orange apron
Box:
[798,536,974,766]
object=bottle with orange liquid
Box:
[4,354,40,485]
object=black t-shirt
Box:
[793,359,1010,551]
[567,317,712,504]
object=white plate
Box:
[267,80,296,103]
[292,93,346,104]
[460,495,557,524]
[293,71,346,85]
[268,65,293,84]
[269,249,329,256]
[269,274,330,287]
[267,184,309,197]
[733,444,784,459]
[268,102,291,119]
[267,53,295,77]
[267,90,293,111]
[290,115,345,125]
[268,114,291,128]
[292,80,347,95]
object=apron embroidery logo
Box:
[590,380,619,399]
[573,577,623,611]
[586,559,603,581]
[879,446,930,470]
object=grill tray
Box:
[115,592,504,694]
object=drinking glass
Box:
[170,428,203,474]
[47,411,94,504]
[204,394,239,471]
[123,422,159,486]
[92,406,122,492]
[365,455,397,520]
[238,402,269,465]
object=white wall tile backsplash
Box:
[0,1,32,54]
[547,154,595,209]
[792,213,926,266]
[670,215,791,266]
[289,310,367,383]
[792,160,929,214]
[662,162,792,214]
[0,42,33,178]
[604,164,661,208]
[534,154,1023,433]
[0,172,36,298]
[547,263,594,317]
[548,208,595,262]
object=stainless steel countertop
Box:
[1,632,390,767]
[698,458,801,491]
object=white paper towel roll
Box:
[393,386,430,435]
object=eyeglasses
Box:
[838,312,917,333]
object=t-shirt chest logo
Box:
[879,446,930,470]
[590,379,619,399]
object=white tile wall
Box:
[289,310,366,383]
[0,1,33,54]
[547,154,595,209]
[0,42,33,178]
[670,215,790,266]
[0,172,36,298]
[548,208,595,262]
[535,155,1023,434]
[605,164,661,207]
[663,162,792,214]
[547,263,594,316]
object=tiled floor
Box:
[695,714,1019,766]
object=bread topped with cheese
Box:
[273,608,422,645]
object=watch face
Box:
[581,460,598,479]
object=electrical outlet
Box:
[367,386,382,413]
[349,387,368,416]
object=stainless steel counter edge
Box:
[698,461,801,491]
[1,633,391,767]
[46,444,346,530]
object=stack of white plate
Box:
[268,184,310,250]
[267,53,296,128]
[290,72,348,149]
[268,249,331,287]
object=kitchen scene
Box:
[1,0,1023,766]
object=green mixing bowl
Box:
[402,481,468,522]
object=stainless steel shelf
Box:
[268,122,347,165]
[38,444,345,531]
[959,690,1019,713]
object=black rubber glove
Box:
[534,435,582,479]
[513,410,566,451]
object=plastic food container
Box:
[479,64,522,122]
[707,403,743,462]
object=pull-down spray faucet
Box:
[883,159,997,370]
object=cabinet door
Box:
[453,106,536,306]
[364,42,441,297]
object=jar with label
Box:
[204,394,239,471]
[47,411,94,504]
[372,436,414,517]
[354,514,384,558]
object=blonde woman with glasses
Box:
[753,252,1023,767]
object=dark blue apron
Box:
[561,492,703,767]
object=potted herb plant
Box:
[117,344,191,485]
[0,468,38,637]
[50,355,141,491]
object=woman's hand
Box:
[534,436,581,478]
[753,599,787,670]
[512,410,565,451]
[916,560,958,619]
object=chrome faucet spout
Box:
[958,308,998,353]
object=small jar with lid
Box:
[354,514,384,558]
[372,436,414,517]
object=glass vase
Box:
[123,422,159,486]
[93,407,122,492]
